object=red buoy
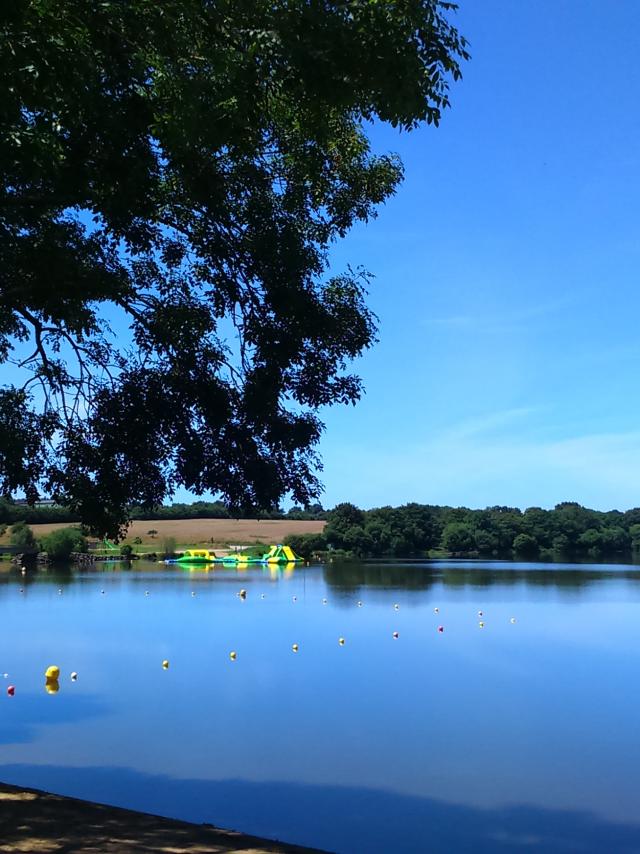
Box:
[437,625,444,633]
[7,685,15,696]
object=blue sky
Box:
[9,2,640,512]
[312,0,640,512]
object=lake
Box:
[2,559,640,853]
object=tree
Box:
[9,521,36,550]
[39,526,87,560]
[442,522,475,554]
[0,1,468,537]
[147,529,158,539]
[512,533,539,560]
[284,532,327,560]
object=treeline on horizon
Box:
[0,499,326,526]
[3,498,640,562]
[286,501,640,562]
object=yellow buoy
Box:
[45,679,59,694]
[162,659,169,669]
[479,621,485,628]
[338,637,345,646]
[230,651,237,661]
[292,643,299,652]
[45,665,60,681]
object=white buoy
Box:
[338,637,345,646]
[394,604,399,610]
[510,617,517,624]
[71,672,78,681]
[434,607,439,614]
[392,631,399,639]
[292,643,299,652]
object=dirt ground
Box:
[0,781,326,853]
[11,518,326,546]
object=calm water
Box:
[2,559,640,853]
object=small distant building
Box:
[13,498,57,508]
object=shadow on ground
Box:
[0,779,321,854]
[2,764,640,853]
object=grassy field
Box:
[2,517,325,548]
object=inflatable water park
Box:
[169,544,303,566]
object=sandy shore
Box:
[0,781,328,853]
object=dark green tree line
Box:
[322,501,640,561]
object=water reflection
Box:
[323,560,640,593]
[3,559,640,853]
[3,764,640,854]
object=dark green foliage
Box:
[283,532,328,560]
[39,526,87,560]
[120,543,134,558]
[442,522,475,554]
[9,521,36,550]
[512,533,539,560]
[0,1,468,537]
[324,501,640,561]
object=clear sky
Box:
[313,0,640,512]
